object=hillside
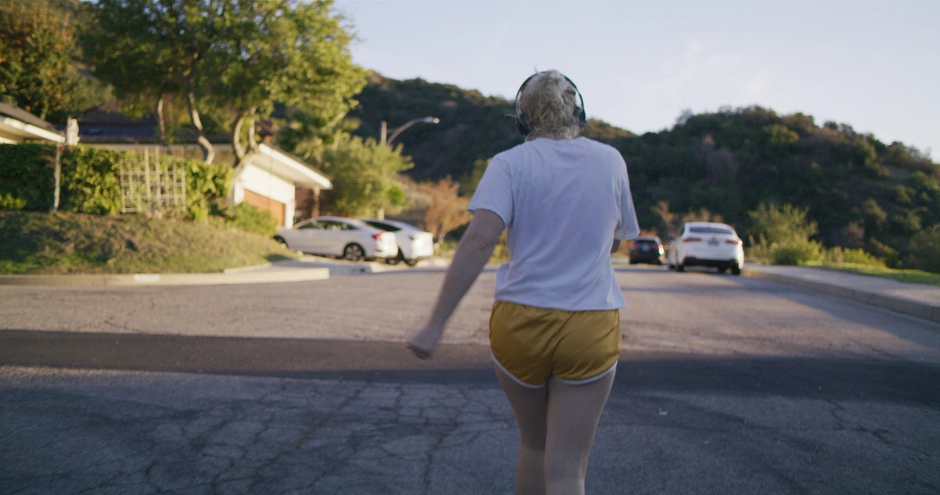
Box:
[349,74,940,264]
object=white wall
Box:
[233,162,297,228]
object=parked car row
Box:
[628,222,745,275]
[274,216,435,266]
[277,217,744,274]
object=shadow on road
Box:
[3,329,938,407]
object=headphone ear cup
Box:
[516,115,530,136]
[575,106,586,127]
[514,74,535,136]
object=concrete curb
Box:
[741,268,940,325]
[0,267,329,287]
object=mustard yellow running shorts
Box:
[489,300,622,389]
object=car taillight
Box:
[725,239,742,245]
[372,233,384,240]
[683,237,702,243]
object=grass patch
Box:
[0,211,297,274]
[812,263,940,287]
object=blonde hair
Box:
[518,70,582,140]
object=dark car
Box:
[629,236,665,265]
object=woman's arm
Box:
[408,209,505,359]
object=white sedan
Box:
[275,216,398,262]
[360,218,435,266]
[667,221,745,275]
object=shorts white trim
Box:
[555,361,618,386]
[491,352,618,389]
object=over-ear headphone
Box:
[513,71,587,137]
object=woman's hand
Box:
[407,323,444,359]
[407,210,504,360]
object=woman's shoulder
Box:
[575,137,622,154]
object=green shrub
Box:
[747,237,823,265]
[0,143,55,210]
[225,202,277,237]
[0,192,28,210]
[907,224,940,274]
[772,240,823,265]
[60,146,123,215]
[3,144,233,224]
[183,159,232,221]
[823,247,885,267]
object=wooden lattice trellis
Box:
[119,147,186,217]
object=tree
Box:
[276,106,358,165]
[84,0,216,160]
[84,0,366,165]
[907,224,940,274]
[0,1,79,120]
[747,203,822,265]
[417,176,472,243]
[317,134,412,218]
[212,0,367,167]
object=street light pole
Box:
[380,116,440,146]
[376,116,439,220]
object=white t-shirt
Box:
[468,137,640,311]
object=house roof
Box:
[247,143,332,190]
[0,101,65,144]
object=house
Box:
[233,143,331,227]
[71,105,330,227]
[0,101,65,144]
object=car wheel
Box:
[343,244,365,262]
[404,258,419,267]
[386,250,403,265]
[731,264,741,276]
[274,236,288,248]
[676,261,685,272]
[718,266,728,274]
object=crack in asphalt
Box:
[259,379,370,493]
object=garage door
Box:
[242,189,286,227]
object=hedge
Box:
[0,144,231,220]
[0,143,56,210]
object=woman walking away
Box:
[408,70,640,495]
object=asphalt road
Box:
[2,265,939,494]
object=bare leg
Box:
[495,365,549,495]
[544,371,616,495]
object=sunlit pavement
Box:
[2,266,939,494]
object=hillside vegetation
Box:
[350,74,940,268]
[0,211,296,274]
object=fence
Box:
[119,147,186,217]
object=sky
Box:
[333,0,939,161]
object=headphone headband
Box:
[513,71,586,137]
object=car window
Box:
[689,226,734,235]
[365,221,400,232]
[297,221,321,230]
[320,221,346,231]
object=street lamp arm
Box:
[385,116,440,145]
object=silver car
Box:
[275,216,398,262]
[667,222,745,275]
[360,219,435,266]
